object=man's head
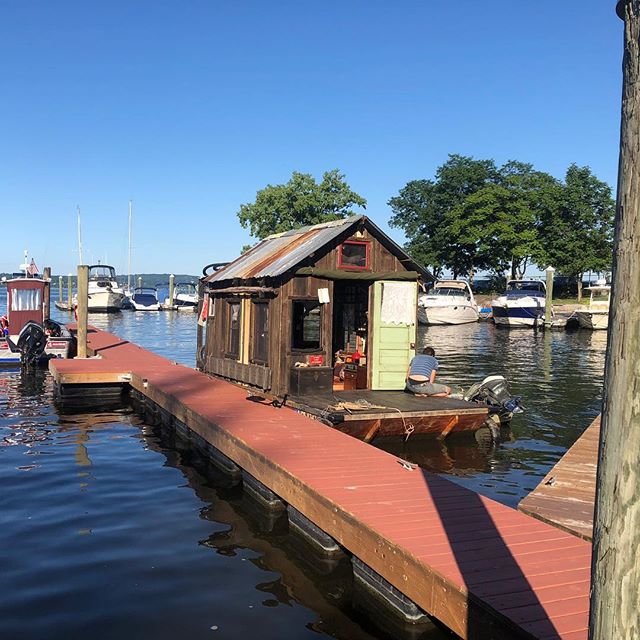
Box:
[423,347,435,357]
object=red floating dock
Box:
[49,327,592,640]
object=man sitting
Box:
[405,347,451,397]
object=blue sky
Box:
[0,1,623,276]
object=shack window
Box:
[338,241,370,270]
[251,301,269,364]
[226,301,241,359]
[292,300,321,351]
[11,288,42,311]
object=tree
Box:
[451,162,561,279]
[388,154,498,278]
[237,169,366,240]
[534,164,615,300]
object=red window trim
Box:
[338,240,370,270]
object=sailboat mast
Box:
[77,206,84,264]
[127,200,132,293]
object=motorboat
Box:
[131,287,160,311]
[417,280,479,325]
[491,280,546,327]
[1,275,74,366]
[165,282,198,310]
[85,265,126,312]
[574,284,610,330]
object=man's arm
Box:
[429,369,437,384]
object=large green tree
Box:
[450,162,561,279]
[534,164,615,300]
[237,169,367,240]
[388,154,498,278]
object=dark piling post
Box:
[76,265,89,358]
[42,267,51,321]
[589,2,640,637]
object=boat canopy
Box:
[505,280,546,297]
[89,265,117,280]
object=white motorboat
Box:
[86,265,126,312]
[491,280,546,327]
[165,282,198,310]
[574,285,610,330]
[417,280,479,325]
[131,287,160,311]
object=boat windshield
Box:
[89,265,116,280]
[176,283,196,294]
[506,281,545,294]
[135,288,157,295]
[430,287,467,297]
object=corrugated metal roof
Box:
[205,216,363,283]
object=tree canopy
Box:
[389,155,614,289]
[237,169,367,240]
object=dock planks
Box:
[519,416,599,541]
[49,327,592,639]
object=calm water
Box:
[0,289,606,639]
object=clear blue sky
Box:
[0,1,623,276]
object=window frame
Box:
[250,300,270,365]
[225,299,242,360]
[337,240,371,271]
[290,297,323,353]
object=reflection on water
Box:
[0,288,606,639]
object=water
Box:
[0,288,606,639]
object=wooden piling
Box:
[42,267,51,320]
[544,266,554,328]
[58,275,63,305]
[169,273,175,307]
[589,2,640,638]
[137,276,142,289]
[67,273,73,307]
[76,265,89,358]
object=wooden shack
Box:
[198,215,489,439]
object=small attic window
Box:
[338,241,370,270]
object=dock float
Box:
[519,417,599,541]
[49,328,592,640]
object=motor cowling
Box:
[16,321,47,365]
[464,375,523,422]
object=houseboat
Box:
[197,216,489,440]
[1,275,74,366]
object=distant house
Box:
[197,215,433,399]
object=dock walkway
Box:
[519,417,599,541]
[49,328,592,640]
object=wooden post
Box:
[58,275,63,305]
[544,266,554,328]
[67,273,73,307]
[76,265,89,359]
[169,274,175,307]
[589,2,640,637]
[42,267,51,321]
[137,276,142,289]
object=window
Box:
[338,241,370,270]
[11,289,42,311]
[291,300,321,351]
[251,301,269,364]
[226,301,241,359]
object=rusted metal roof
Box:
[204,215,432,283]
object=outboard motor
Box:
[16,321,48,366]
[464,375,523,424]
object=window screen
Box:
[339,241,369,269]
[292,300,321,350]
[11,289,42,311]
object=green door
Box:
[370,281,417,390]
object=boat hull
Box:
[87,290,125,312]
[491,305,544,327]
[575,310,609,330]
[419,304,479,325]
